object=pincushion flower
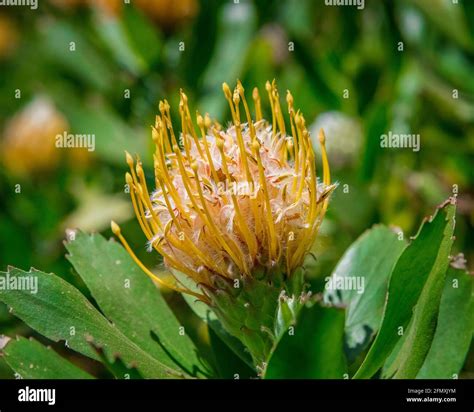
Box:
[2,97,67,176]
[112,80,335,367]
[2,97,92,177]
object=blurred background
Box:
[0,0,473,378]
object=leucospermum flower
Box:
[2,97,67,176]
[112,80,335,366]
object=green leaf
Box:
[39,22,113,92]
[354,198,456,379]
[0,267,182,378]
[265,304,347,379]
[208,327,256,379]
[391,248,460,378]
[199,2,257,119]
[417,267,474,378]
[360,102,388,182]
[122,5,161,67]
[381,321,408,379]
[65,231,210,377]
[2,336,93,379]
[324,225,406,362]
[60,103,148,167]
[93,12,147,76]
[411,0,474,51]
[89,340,142,380]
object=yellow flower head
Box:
[1,97,67,176]
[112,80,334,303]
